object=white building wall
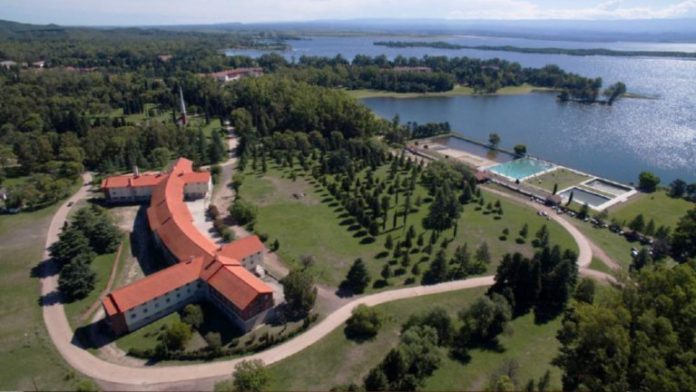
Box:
[124,280,204,331]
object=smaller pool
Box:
[488,157,556,181]
[584,179,632,196]
[559,187,611,208]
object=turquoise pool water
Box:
[488,158,555,180]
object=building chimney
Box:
[133,165,140,177]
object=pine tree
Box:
[344,258,371,294]
[424,250,449,284]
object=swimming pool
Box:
[488,157,556,181]
[584,179,632,197]
[559,187,611,208]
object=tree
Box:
[513,144,527,156]
[638,171,660,192]
[402,307,454,345]
[228,199,257,226]
[535,225,549,248]
[209,130,227,164]
[364,368,389,391]
[49,226,92,264]
[451,244,472,279]
[629,214,645,233]
[384,234,394,250]
[573,278,596,304]
[345,304,382,340]
[343,258,371,294]
[231,360,270,392]
[578,203,590,220]
[58,258,96,300]
[670,179,687,198]
[281,269,317,319]
[552,183,558,195]
[458,294,512,346]
[424,182,461,232]
[489,133,501,147]
[672,208,696,261]
[182,304,204,329]
[423,250,449,284]
[519,224,529,239]
[555,263,696,391]
[475,242,491,265]
[159,321,192,352]
[380,263,392,282]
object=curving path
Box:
[40,172,606,390]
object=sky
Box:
[2,0,696,26]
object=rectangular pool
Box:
[559,187,611,208]
[488,157,556,181]
[584,179,632,197]
[431,136,514,163]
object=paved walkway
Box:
[39,169,613,390]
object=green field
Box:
[610,190,692,230]
[265,287,563,391]
[239,163,577,287]
[0,205,89,390]
[526,168,590,194]
[345,84,552,99]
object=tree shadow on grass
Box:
[321,197,333,203]
[360,237,376,244]
[347,224,361,232]
[343,327,378,343]
[372,279,389,289]
[353,230,367,238]
[375,251,389,259]
[339,218,356,226]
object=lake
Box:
[227,35,696,183]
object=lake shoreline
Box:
[345,85,653,100]
[345,84,555,99]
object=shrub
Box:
[345,305,382,340]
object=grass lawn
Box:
[265,286,564,391]
[609,190,692,230]
[589,257,614,275]
[239,163,576,287]
[525,168,590,193]
[570,220,634,270]
[0,205,89,390]
[63,247,120,329]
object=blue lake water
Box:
[227,35,696,183]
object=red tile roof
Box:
[101,172,165,189]
[103,157,273,321]
[219,236,264,261]
[105,257,204,314]
[208,265,273,310]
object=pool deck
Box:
[418,133,637,212]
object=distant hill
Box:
[0,19,66,37]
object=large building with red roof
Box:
[101,158,274,335]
